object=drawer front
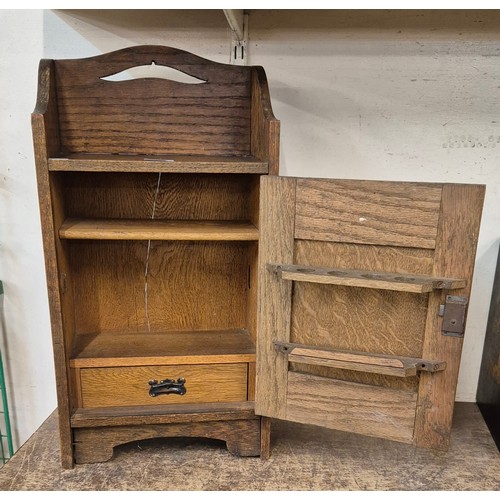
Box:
[79,363,248,408]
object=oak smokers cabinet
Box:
[32,46,485,468]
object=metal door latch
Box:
[439,295,468,337]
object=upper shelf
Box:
[48,154,268,174]
[270,264,466,294]
[60,218,259,241]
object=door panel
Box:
[255,176,485,450]
[286,372,417,443]
[294,178,443,248]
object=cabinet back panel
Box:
[70,240,249,334]
[290,240,433,391]
[61,172,253,221]
[54,47,252,155]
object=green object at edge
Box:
[0,280,14,463]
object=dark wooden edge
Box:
[260,416,272,459]
[32,59,60,157]
[476,246,500,453]
[33,59,53,115]
[71,401,258,428]
[252,67,278,123]
[33,57,76,467]
[31,58,72,468]
[250,67,280,176]
[477,403,500,452]
[54,45,252,82]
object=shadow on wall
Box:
[47,9,232,60]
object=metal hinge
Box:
[439,295,468,337]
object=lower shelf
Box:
[71,401,256,428]
[70,329,256,368]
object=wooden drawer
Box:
[78,363,248,408]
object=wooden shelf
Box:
[270,264,466,294]
[71,401,256,428]
[275,342,446,378]
[48,153,268,174]
[70,329,256,368]
[59,218,259,241]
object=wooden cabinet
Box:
[32,46,485,468]
[32,46,278,468]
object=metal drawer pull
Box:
[148,377,186,397]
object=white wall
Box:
[1,9,499,450]
[0,9,52,451]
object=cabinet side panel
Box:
[414,184,485,450]
[255,177,296,418]
[32,122,74,467]
[250,68,280,176]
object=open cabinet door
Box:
[255,176,484,450]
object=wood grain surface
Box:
[60,172,255,221]
[247,363,256,401]
[290,240,431,391]
[60,218,259,241]
[32,59,74,468]
[414,183,485,450]
[54,46,254,156]
[295,178,442,248]
[48,153,268,173]
[286,372,417,443]
[255,176,297,419]
[79,363,248,408]
[250,68,280,176]
[70,401,257,428]
[274,264,465,293]
[276,343,446,377]
[69,240,250,334]
[73,418,261,464]
[70,330,256,368]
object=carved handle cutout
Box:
[101,62,207,84]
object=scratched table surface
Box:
[0,403,499,491]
